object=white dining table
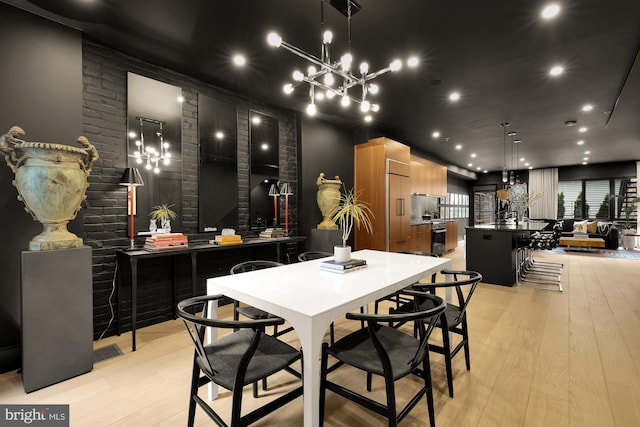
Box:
[206,249,452,427]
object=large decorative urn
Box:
[0,126,99,250]
[316,173,342,230]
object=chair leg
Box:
[329,322,335,345]
[253,381,259,398]
[441,323,455,398]
[366,372,373,392]
[422,357,436,427]
[462,317,471,371]
[383,372,399,427]
[187,357,200,427]
[319,343,329,425]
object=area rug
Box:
[549,248,640,260]
[93,343,123,364]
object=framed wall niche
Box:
[127,72,183,233]
[249,111,279,231]
[198,94,238,232]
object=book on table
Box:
[320,263,367,274]
[320,258,367,271]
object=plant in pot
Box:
[331,187,374,262]
[149,203,177,233]
[618,196,639,249]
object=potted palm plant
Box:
[609,194,639,249]
[149,203,177,233]
[331,187,374,262]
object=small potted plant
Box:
[331,187,374,262]
[149,203,177,233]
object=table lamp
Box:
[268,183,279,227]
[279,182,293,234]
[119,167,144,249]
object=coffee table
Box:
[559,236,606,250]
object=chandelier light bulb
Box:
[165,152,171,158]
[164,142,170,149]
[326,89,336,99]
[145,163,152,170]
[340,53,352,71]
[306,103,317,116]
[340,95,351,107]
[371,103,380,112]
[360,100,371,112]
[283,83,294,94]
[136,157,142,164]
[163,158,170,165]
[266,32,282,47]
[315,91,325,101]
[324,72,334,86]
[509,171,515,185]
[307,65,317,76]
[364,115,372,123]
[390,59,402,72]
[368,83,379,94]
[359,62,369,74]
[323,30,333,44]
[135,140,141,146]
[128,131,136,138]
[502,168,508,183]
[407,56,419,68]
[292,70,304,81]
[153,166,160,174]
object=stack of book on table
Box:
[210,234,243,245]
[144,233,188,251]
[320,258,367,274]
[259,228,286,238]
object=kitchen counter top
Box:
[410,219,454,226]
[466,222,548,232]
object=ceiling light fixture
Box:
[500,122,510,183]
[579,126,588,133]
[131,117,171,174]
[455,144,462,150]
[582,104,593,112]
[577,140,585,145]
[541,4,561,20]
[232,54,246,66]
[432,131,440,138]
[508,130,517,185]
[549,65,564,76]
[449,91,461,101]
[267,0,416,117]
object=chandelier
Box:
[266,0,418,120]
[131,117,171,173]
[501,122,510,183]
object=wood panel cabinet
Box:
[445,221,458,253]
[409,154,447,196]
[355,137,411,252]
[409,223,433,253]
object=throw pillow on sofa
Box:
[572,220,588,233]
[587,221,598,234]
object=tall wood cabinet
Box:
[355,137,411,252]
[409,223,432,252]
[445,220,459,253]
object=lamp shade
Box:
[268,184,279,196]
[279,182,293,195]
[119,167,144,186]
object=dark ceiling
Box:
[5,0,640,174]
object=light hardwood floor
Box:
[1,243,639,426]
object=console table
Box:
[116,236,306,351]
[558,236,605,250]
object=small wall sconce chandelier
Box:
[130,117,171,173]
[267,0,418,120]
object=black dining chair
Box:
[177,295,303,427]
[320,291,446,427]
[406,269,482,398]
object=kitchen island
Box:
[466,222,548,286]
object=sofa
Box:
[560,219,619,249]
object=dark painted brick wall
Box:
[82,40,298,339]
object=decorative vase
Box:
[622,229,636,250]
[334,245,351,263]
[149,219,157,233]
[316,172,342,230]
[0,126,98,250]
[161,218,171,233]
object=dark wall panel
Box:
[0,4,82,373]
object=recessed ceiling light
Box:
[549,65,564,76]
[582,162,588,165]
[525,162,530,166]
[455,144,462,150]
[579,126,588,133]
[261,143,269,150]
[407,56,419,68]
[252,116,261,125]
[583,157,589,161]
[128,131,136,138]
[364,115,373,123]
[476,167,481,171]
[520,157,525,161]
[432,131,440,138]
[215,131,224,140]
[483,170,488,173]
[564,120,577,127]
[468,163,473,167]
[514,139,522,144]
[233,54,246,66]
[577,140,585,145]
[582,104,593,112]
[528,166,533,169]
[449,92,461,101]
[470,153,476,158]
[585,151,591,154]
[177,95,185,103]
[541,4,561,19]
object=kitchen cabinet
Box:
[409,154,447,196]
[355,137,411,252]
[409,223,432,252]
[445,221,459,252]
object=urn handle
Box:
[0,126,26,173]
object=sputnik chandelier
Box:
[266,0,418,120]
[131,117,171,173]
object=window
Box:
[441,192,469,220]
[558,178,636,221]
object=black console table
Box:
[116,236,306,351]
